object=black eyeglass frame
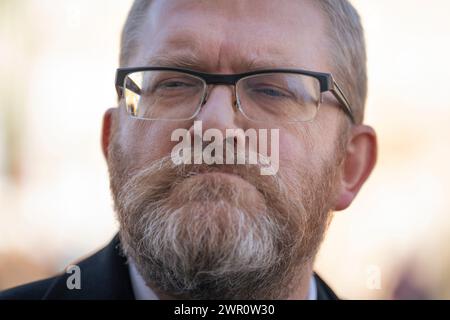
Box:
[115,66,355,124]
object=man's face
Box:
[107,0,347,299]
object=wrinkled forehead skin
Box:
[129,0,332,74]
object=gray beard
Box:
[110,154,336,299]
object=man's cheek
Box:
[277,132,309,172]
[118,123,175,168]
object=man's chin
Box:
[112,155,336,299]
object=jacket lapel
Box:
[314,273,339,300]
[43,235,135,300]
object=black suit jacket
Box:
[0,235,338,300]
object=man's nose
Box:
[188,85,243,136]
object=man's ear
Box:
[334,124,378,211]
[101,108,116,160]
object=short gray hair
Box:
[120,0,367,124]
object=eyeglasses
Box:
[115,67,355,123]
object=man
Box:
[1,0,377,300]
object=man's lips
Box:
[196,171,241,179]
[192,166,247,179]
[183,170,260,196]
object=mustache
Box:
[114,151,296,220]
[123,151,283,195]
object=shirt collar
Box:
[129,260,159,300]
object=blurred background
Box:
[1,0,449,299]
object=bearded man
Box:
[1,0,377,300]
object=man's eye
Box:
[253,87,290,98]
[156,80,195,89]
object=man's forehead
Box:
[134,0,329,72]
[142,33,312,72]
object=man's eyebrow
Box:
[244,57,299,70]
[146,53,205,70]
[145,54,299,73]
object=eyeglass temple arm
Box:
[329,80,356,124]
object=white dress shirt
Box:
[128,261,317,300]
